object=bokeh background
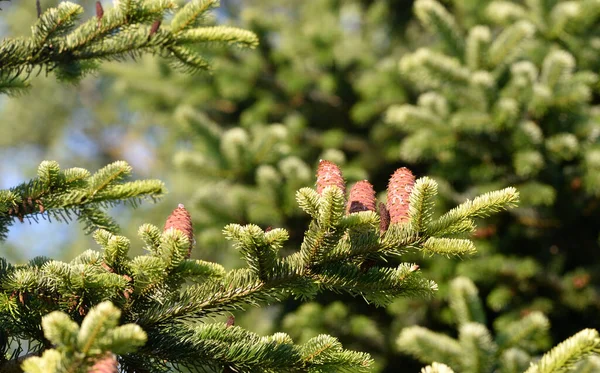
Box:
[1,0,600,371]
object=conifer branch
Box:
[496,311,550,353]
[448,276,486,325]
[0,161,165,240]
[459,322,496,372]
[20,301,146,373]
[524,329,600,373]
[408,177,437,234]
[0,162,519,371]
[0,0,258,94]
[414,0,464,58]
[397,326,463,369]
[427,188,519,236]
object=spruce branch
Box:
[0,0,258,94]
[144,322,372,372]
[459,322,496,373]
[487,20,535,69]
[421,237,477,257]
[500,348,532,373]
[20,301,146,373]
[0,161,165,240]
[397,326,463,370]
[386,104,445,131]
[448,276,486,325]
[427,187,519,236]
[414,0,464,58]
[496,311,550,353]
[408,177,437,234]
[466,26,491,70]
[485,2,528,25]
[0,162,519,371]
[400,48,471,89]
[170,0,218,33]
[524,329,600,373]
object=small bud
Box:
[386,167,415,224]
[410,264,419,272]
[164,203,194,258]
[36,0,41,18]
[226,315,235,327]
[346,180,376,214]
[316,160,345,195]
[378,202,390,234]
[96,1,104,27]
[148,19,161,40]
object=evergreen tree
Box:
[0,3,521,371]
[383,0,600,336]
[0,159,521,371]
[3,0,600,372]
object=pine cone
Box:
[316,160,346,195]
[347,180,376,214]
[378,202,390,234]
[386,167,415,224]
[89,354,118,373]
[226,315,235,327]
[164,203,194,258]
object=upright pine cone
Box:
[164,203,194,258]
[316,160,346,195]
[347,180,376,214]
[387,167,415,224]
[89,354,118,373]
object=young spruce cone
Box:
[347,180,376,214]
[316,160,346,195]
[386,167,415,224]
[89,354,118,373]
[164,203,194,258]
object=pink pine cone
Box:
[316,160,346,195]
[347,180,376,214]
[386,167,415,224]
[89,354,118,373]
[164,203,194,258]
